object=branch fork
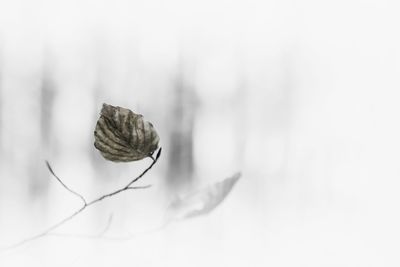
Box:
[2,147,162,251]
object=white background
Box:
[0,0,399,266]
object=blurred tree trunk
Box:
[166,60,197,192]
[1,41,45,198]
[40,54,55,154]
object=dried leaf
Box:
[166,172,241,220]
[94,103,160,162]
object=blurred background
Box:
[0,0,400,266]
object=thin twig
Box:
[46,220,171,242]
[48,213,114,240]
[127,185,152,190]
[126,147,162,187]
[46,160,87,205]
[1,147,162,251]
[99,213,114,236]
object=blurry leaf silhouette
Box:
[166,172,241,221]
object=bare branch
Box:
[1,205,87,251]
[46,220,170,242]
[1,147,162,251]
[126,147,161,187]
[46,160,87,205]
[127,185,152,190]
[47,213,114,240]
